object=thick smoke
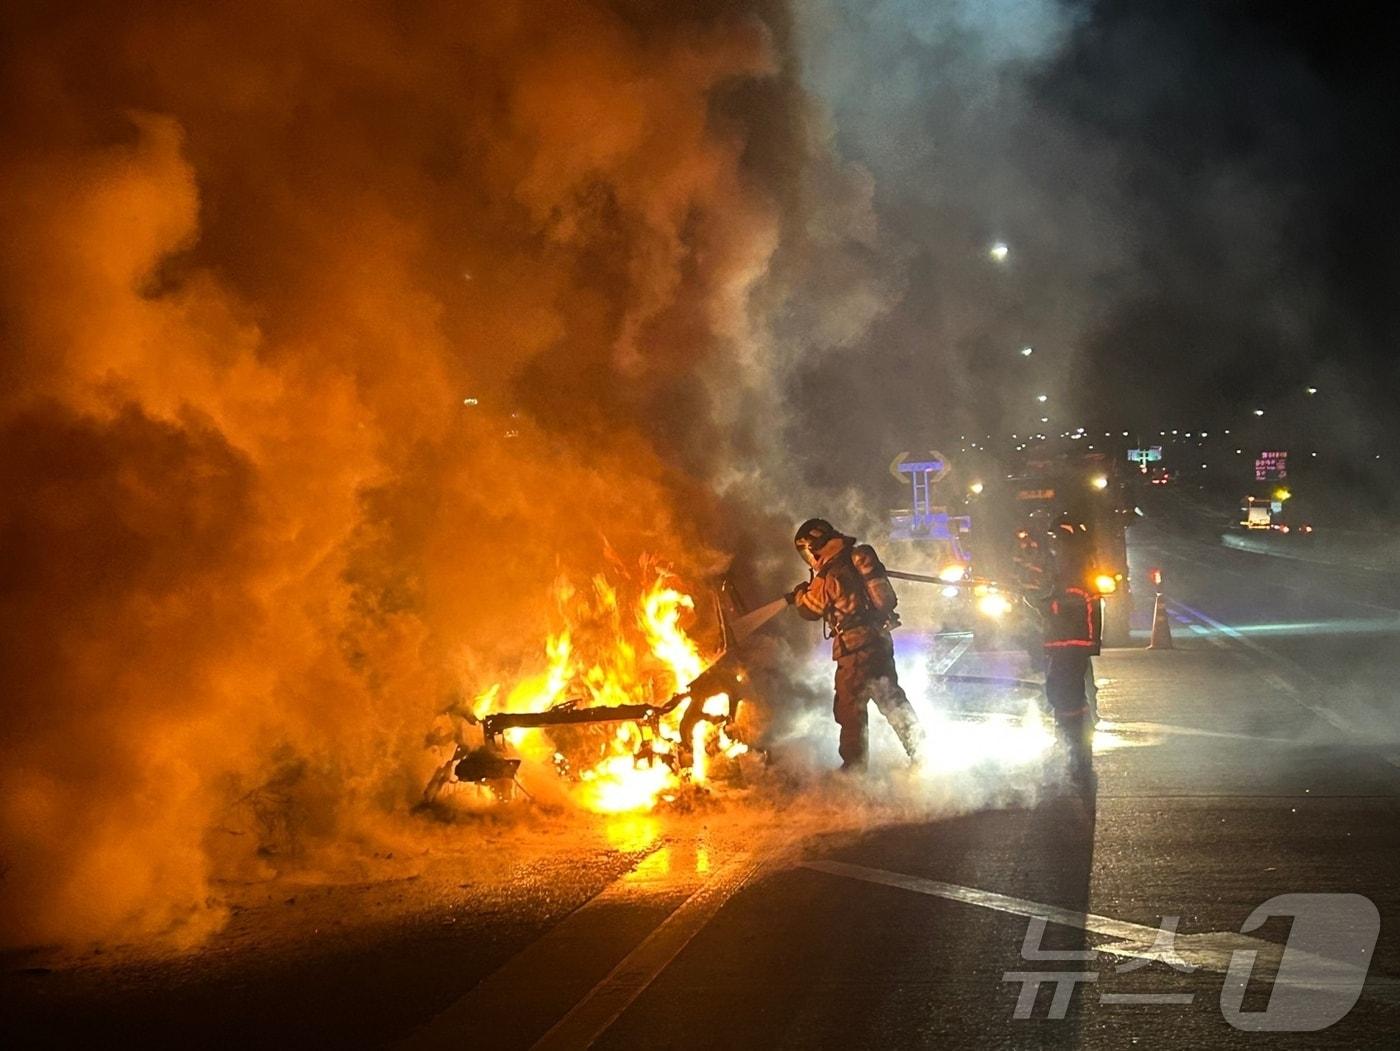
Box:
[10,0,1381,953]
[774,0,1400,501]
[766,0,1097,495]
[0,0,797,948]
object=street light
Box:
[1253,409,1265,417]
[989,241,1009,262]
[1036,394,1048,403]
[1020,346,1033,357]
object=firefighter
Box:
[785,518,924,771]
[1051,515,1103,720]
[1029,521,1098,784]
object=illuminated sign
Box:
[1255,450,1288,481]
[1127,447,1162,465]
[889,451,949,484]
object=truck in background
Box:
[967,447,1137,646]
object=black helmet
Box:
[794,518,842,568]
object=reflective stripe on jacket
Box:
[1041,586,1097,650]
[793,537,887,659]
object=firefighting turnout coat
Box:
[792,536,898,660]
[1035,586,1098,652]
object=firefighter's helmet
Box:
[794,518,843,568]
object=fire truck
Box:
[968,448,1136,646]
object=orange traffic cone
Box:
[1148,592,1174,649]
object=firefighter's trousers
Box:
[833,637,923,767]
[1044,648,1094,777]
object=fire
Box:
[641,583,705,685]
[692,692,749,785]
[466,563,746,812]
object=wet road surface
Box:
[7,519,1400,1048]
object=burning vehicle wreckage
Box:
[419,574,781,814]
[417,529,1099,817]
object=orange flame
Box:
[469,563,742,812]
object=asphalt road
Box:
[7,516,1400,1048]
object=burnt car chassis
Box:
[419,646,751,806]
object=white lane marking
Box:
[930,634,974,676]
[803,859,1235,967]
[1170,600,1315,677]
[1221,534,1400,596]
[1180,599,1400,774]
[1098,719,1295,745]
[1179,616,1375,755]
[1144,535,1400,772]
[1099,992,1195,1005]
[1152,536,1400,617]
[1213,617,1400,637]
[531,856,758,1050]
[1186,621,1234,653]
[401,856,685,1049]
[1169,600,1363,740]
[801,861,1400,1005]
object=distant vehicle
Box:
[1239,490,1313,535]
[1242,498,1273,529]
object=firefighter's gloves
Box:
[786,582,809,606]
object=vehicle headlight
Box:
[938,564,966,583]
[977,593,1012,618]
[1093,574,1117,594]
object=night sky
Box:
[1059,1,1400,420]
[781,0,1400,496]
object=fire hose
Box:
[736,572,1024,641]
[885,569,1010,591]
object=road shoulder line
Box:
[1168,599,1359,736]
[800,860,1399,1005]
[531,855,758,1050]
[401,855,700,1050]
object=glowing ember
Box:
[578,751,679,813]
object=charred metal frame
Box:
[416,580,753,807]
[478,652,745,747]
